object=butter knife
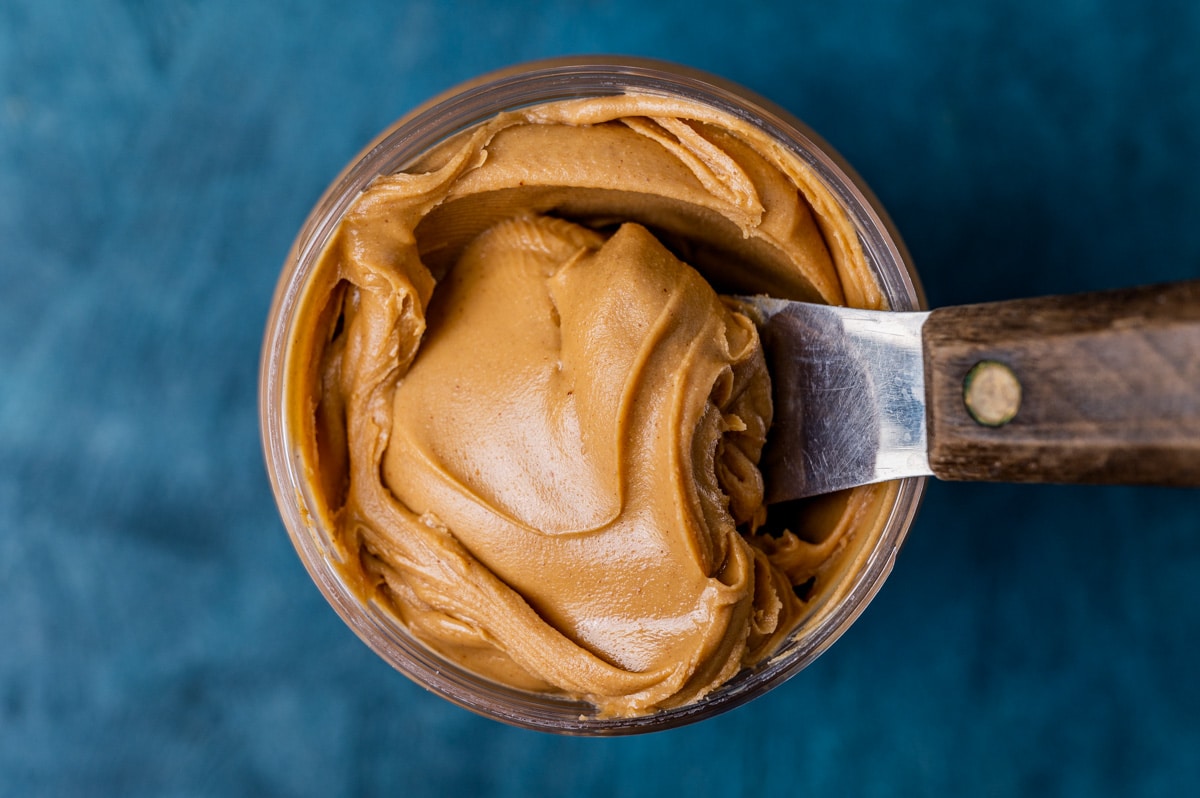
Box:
[738,280,1200,503]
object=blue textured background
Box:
[3,1,1199,795]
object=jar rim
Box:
[260,56,926,735]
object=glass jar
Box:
[260,56,925,734]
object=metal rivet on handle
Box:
[963,360,1022,427]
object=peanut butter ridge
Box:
[288,94,895,716]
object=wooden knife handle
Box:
[922,280,1200,485]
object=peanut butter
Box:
[287,94,896,716]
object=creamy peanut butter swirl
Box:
[289,94,896,716]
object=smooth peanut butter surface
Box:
[288,94,896,716]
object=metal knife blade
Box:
[736,296,932,503]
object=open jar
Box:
[260,57,925,734]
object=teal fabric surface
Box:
[3,1,1199,795]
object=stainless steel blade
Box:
[737,297,933,503]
